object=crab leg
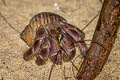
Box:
[61,33,76,61]
[62,23,88,57]
[50,51,63,65]
[49,38,60,56]
[23,40,41,61]
[36,37,50,65]
[23,27,46,61]
[49,38,63,65]
[35,55,46,66]
[36,48,50,65]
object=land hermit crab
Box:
[20,12,88,65]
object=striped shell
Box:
[30,12,67,35]
[20,12,66,46]
[30,12,66,25]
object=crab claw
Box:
[62,23,88,57]
[61,33,76,62]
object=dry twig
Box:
[76,0,120,80]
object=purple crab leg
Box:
[50,51,63,65]
[39,48,49,60]
[35,27,46,40]
[23,28,46,61]
[36,55,46,66]
[61,33,76,61]
[37,37,50,60]
[49,38,63,64]
[62,22,85,39]
[23,40,41,61]
[62,23,88,57]
[35,37,51,65]
[35,48,49,66]
[49,38,61,56]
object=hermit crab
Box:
[20,12,88,65]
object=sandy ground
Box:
[0,0,120,80]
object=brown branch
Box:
[76,0,120,80]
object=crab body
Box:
[20,12,88,65]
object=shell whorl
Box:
[29,12,67,26]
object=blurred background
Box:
[0,0,120,80]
